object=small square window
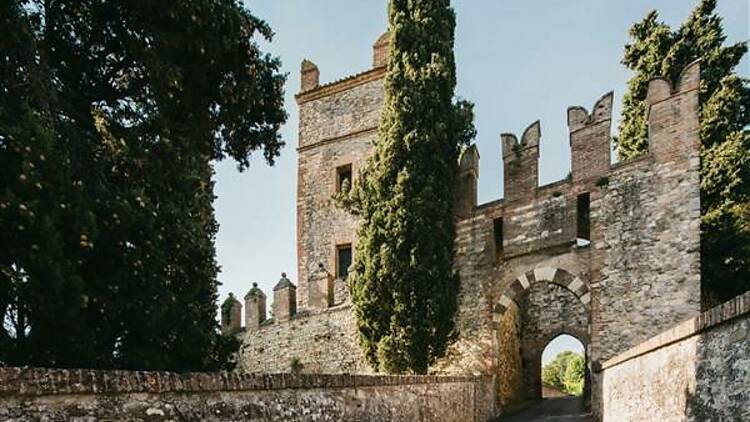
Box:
[336,164,352,193]
[337,244,352,279]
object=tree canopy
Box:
[339,0,475,374]
[0,0,286,370]
[542,351,584,396]
[617,0,749,305]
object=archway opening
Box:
[494,267,592,409]
[541,334,586,399]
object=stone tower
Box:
[294,33,390,309]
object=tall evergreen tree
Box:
[616,0,750,306]
[0,0,285,370]
[340,0,475,374]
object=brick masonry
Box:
[600,292,750,421]
[228,33,705,419]
[0,369,495,422]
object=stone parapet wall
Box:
[0,368,497,421]
[238,304,367,374]
[599,292,750,421]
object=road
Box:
[498,397,593,422]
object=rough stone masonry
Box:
[0,369,495,422]
[226,32,705,416]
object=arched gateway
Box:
[494,267,592,406]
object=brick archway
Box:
[492,267,590,319]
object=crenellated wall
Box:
[228,34,704,419]
[238,303,367,375]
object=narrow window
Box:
[493,217,504,257]
[336,164,352,193]
[337,244,352,279]
[577,192,591,244]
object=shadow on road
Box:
[496,397,593,422]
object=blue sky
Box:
[215,1,748,357]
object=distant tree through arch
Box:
[541,334,586,398]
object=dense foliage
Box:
[339,0,475,374]
[541,351,584,396]
[0,0,285,370]
[617,0,750,305]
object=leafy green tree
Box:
[616,0,750,305]
[339,0,475,374]
[0,0,285,370]
[563,354,585,396]
[542,351,584,396]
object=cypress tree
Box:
[341,0,476,373]
[616,0,750,305]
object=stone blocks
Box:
[272,273,296,322]
[221,293,242,334]
[0,368,497,422]
[308,263,334,310]
[245,282,267,331]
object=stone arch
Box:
[493,266,592,406]
[492,266,590,320]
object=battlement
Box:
[501,121,541,202]
[567,92,613,132]
[295,32,390,106]
[645,60,701,163]
[222,263,350,335]
[501,121,541,159]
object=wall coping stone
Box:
[244,301,353,333]
[295,66,386,105]
[297,126,378,153]
[0,367,491,397]
[600,291,750,371]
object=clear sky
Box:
[214,1,749,356]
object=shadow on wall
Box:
[684,305,749,420]
[599,292,750,421]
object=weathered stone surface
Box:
[239,304,367,374]
[273,273,297,322]
[221,293,242,334]
[308,264,334,309]
[496,301,524,408]
[0,369,496,422]
[296,72,383,308]
[601,293,750,422]
[245,283,267,331]
[232,39,704,420]
[519,282,589,400]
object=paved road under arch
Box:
[498,397,593,422]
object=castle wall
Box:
[0,369,497,422]
[238,304,368,374]
[600,292,750,422]
[588,63,703,367]
[496,301,524,408]
[235,38,703,419]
